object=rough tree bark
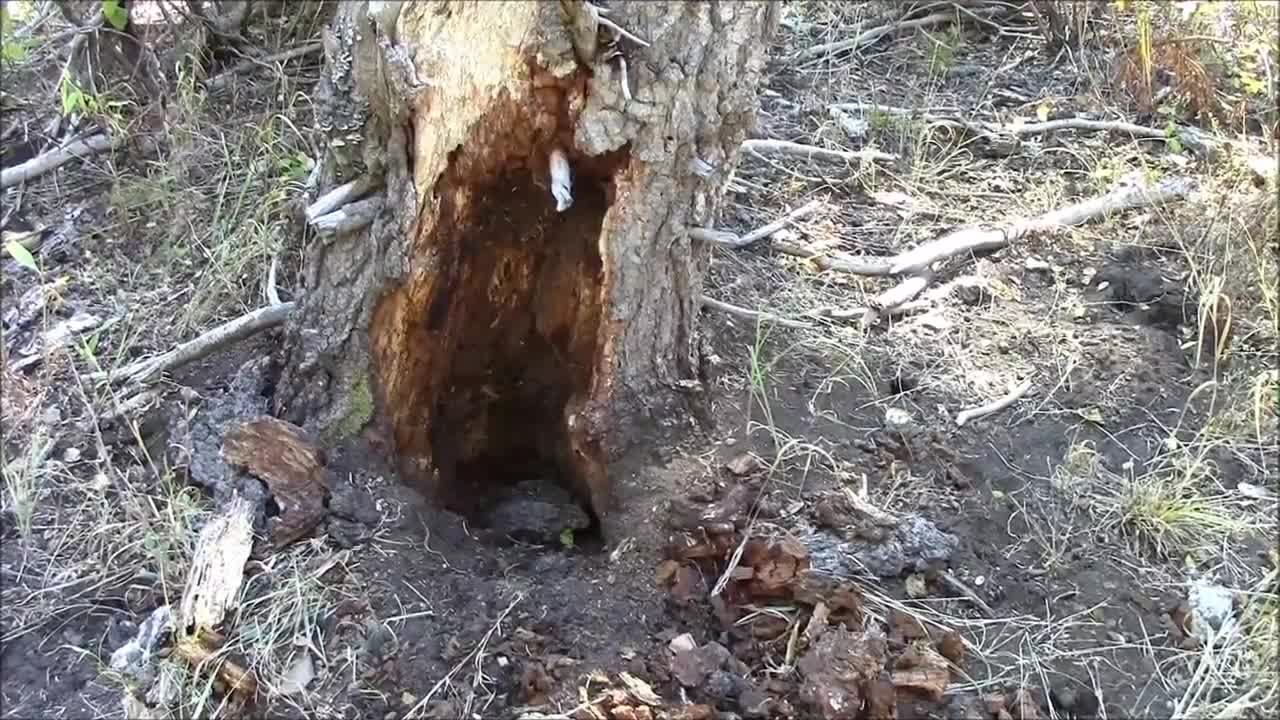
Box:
[275,0,780,524]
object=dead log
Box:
[274,1,782,530]
[0,134,118,190]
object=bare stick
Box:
[809,299,932,321]
[955,379,1033,427]
[889,226,1009,275]
[88,303,296,385]
[206,42,323,90]
[694,199,823,250]
[1012,117,1171,140]
[872,271,933,312]
[700,296,813,330]
[793,7,1002,63]
[830,103,1006,138]
[403,594,523,720]
[312,196,384,237]
[742,139,897,165]
[939,570,996,617]
[1,134,117,189]
[888,176,1193,275]
[771,239,896,276]
[265,256,282,306]
[305,175,379,224]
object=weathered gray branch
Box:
[742,139,896,165]
[89,303,296,385]
[207,42,324,90]
[1,134,117,189]
[692,199,823,250]
[700,296,813,330]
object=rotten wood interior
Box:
[368,64,625,526]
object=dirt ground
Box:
[2,2,1278,720]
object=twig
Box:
[742,138,897,165]
[700,296,813,330]
[266,256,282,306]
[939,570,996,617]
[872,271,933,312]
[693,199,823,250]
[312,196,384,237]
[884,176,1193,278]
[954,379,1033,427]
[793,7,1003,63]
[88,302,295,385]
[404,594,523,720]
[206,42,324,90]
[0,134,117,189]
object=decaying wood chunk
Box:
[222,416,329,547]
[178,495,255,634]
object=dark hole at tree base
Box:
[372,149,625,550]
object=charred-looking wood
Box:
[275,1,781,531]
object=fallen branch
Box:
[312,196,384,237]
[88,302,295,385]
[692,199,823,249]
[742,139,896,165]
[700,296,813,330]
[830,102,1007,139]
[0,134,118,189]
[955,379,1033,427]
[305,175,380,225]
[207,42,323,90]
[771,238,896,276]
[793,7,1003,63]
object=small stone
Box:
[63,447,81,463]
[669,633,697,654]
[725,453,761,476]
[884,408,914,429]
[1024,257,1051,272]
[904,574,928,599]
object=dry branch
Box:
[0,134,118,189]
[700,296,813,330]
[89,302,295,385]
[793,6,1003,63]
[742,139,896,165]
[955,380,1033,427]
[693,199,823,250]
[207,42,323,90]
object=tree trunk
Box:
[276,0,779,524]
